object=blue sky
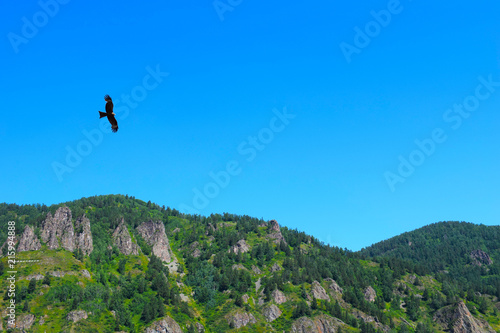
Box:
[1,0,499,251]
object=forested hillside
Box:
[360,222,500,299]
[0,195,499,332]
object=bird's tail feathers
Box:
[99,111,107,119]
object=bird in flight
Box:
[99,94,118,133]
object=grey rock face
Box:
[272,289,287,304]
[470,249,493,266]
[263,304,282,322]
[230,239,250,254]
[144,316,183,333]
[41,206,75,251]
[112,218,140,255]
[67,310,88,323]
[17,225,42,252]
[325,278,343,294]
[252,265,262,275]
[16,314,36,330]
[364,286,376,302]
[312,281,330,301]
[434,300,496,333]
[270,262,282,272]
[290,314,343,333]
[267,219,286,244]
[137,220,172,262]
[75,214,93,255]
[81,269,91,278]
[226,311,256,329]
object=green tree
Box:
[28,278,36,294]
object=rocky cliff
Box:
[311,281,330,301]
[226,310,257,329]
[263,304,282,322]
[144,316,183,333]
[37,206,94,255]
[230,239,250,254]
[112,218,140,255]
[74,214,93,255]
[470,249,493,266]
[136,220,172,262]
[17,225,41,252]
[267,219,286,244]
[40,206,75,251]
[290,314,344,333]
[433,300,495,333]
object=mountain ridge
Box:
[0,194,499,332]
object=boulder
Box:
[17,225,41,252]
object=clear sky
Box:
[1,0,499,251]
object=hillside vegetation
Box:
[0,195,498,332]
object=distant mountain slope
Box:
[359,221,500,296]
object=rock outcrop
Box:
[433,300,495,333]
[272,289,287,304]
[252,265,262,275]
[267,219,286,244]
[74,214,93,255]
[137,220,172,262]
[112,218,140,255]
[67,310,88,323]
[23,274,44,281]
[230,239,250,254]
[364,286,376,302]
[325,278,343,294]
[17,225,41,252]
[263,304,282,322]
[144,316,183,333]
[16,314,36,330]
[312,281,330,301]
[195,322,205,333]
[290,314,343,333]
[41,206,75,251]
[227,310,256,329]
[470,249,493,266]
[270,262,282,272]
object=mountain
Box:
[359,222,500,298]
[0,195,499,332]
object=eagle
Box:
[99,94,118,132]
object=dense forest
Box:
[0,195,498,332]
